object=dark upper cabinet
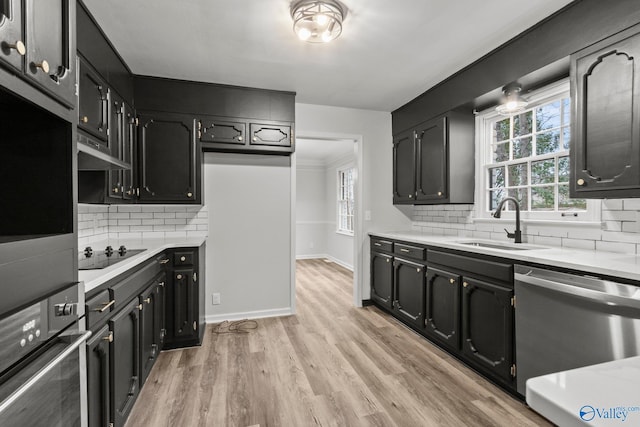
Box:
[110,299,140,427]
[108,97,136,201]
[24,0,75,107]
[86,325,112,427]
[425,266,460,350]
[571,24,640,198]
[393,257,425,329]
[78,55,109,144]
[392,129,416,203]
[461,277,514,384]
[200,117,246,145]
[122,102,135,199]
[0,0,24,71]
[138,111,201,204]
[370,251,393,308]
[249,122,291,147]
[392,111,474,205]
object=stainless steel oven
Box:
[0,283,91,426]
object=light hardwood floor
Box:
[126,259,550,427]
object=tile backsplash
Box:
[78,204,208,247]
[412,199,640,255]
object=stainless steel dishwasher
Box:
[514,264,640,395]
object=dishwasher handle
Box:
[515,272,640,312]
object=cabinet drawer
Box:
[173,251,195,266]
[427,250,513,284]
[86,289,114,330]
[371,238,393,253]
[394,243,426,261]
[110,258,163,308]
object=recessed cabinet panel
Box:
[0,0,24,71]
[249,123,291,147]
[416,117,447,201]
[393,257,425,328]
[78,56,109,144]
[86,325,111,427]
[200,118,245,145]
[371,251,393,308]
[392,129,415,204]
[173,268,196,339]
[425,267,460,350]
[572,25,640,197]
[24,0,75,106]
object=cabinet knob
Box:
[577,178,585,186]
[33,59,50,74]
[176,274,183,280]
[5,40,26,56]
[416,268,421,273]
[408,194,413,199]
[138,303,143,311]
[113,187,119,194]
[386,258,390,263]
[253,136,257,142]
[187,192,193,198]
[463,282,469,288]
[102,331,113,343]
[180,256,186,262]
[193,272,197,282]
[437,191,443,196]
[449,278,455,284]
[193,321,197,331]
[238,136,243,141]
[81,116,89,124]
[126,190,132,196]
[144,297,151,304]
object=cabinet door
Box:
[0,0,24,71]
[370,251,393,309]
[249,123,291,147]
[139,284,155,386]
[110,299,140,427]
[86,325,112,427]
[392,129,415,204]
[425,267,460,350]
[461,277,514,384]
[107,91,125,199]
[393,258,425,328]
[155,276,166,349]
[416,117,447,202]
[138,112,200,203]
[122,102,136,200]
[571,28,640,197]
[24,0,75,106]
[173,268,198,339]
[200,117,246,145]
[78,56,109,144]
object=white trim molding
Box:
[205,307,294,324]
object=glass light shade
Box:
[291,0,344,43]
[496,85,528,116]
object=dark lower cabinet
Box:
[370,251,393,308]
[110,299,140,427]
[86,325,112,427]
[139,273,165,386]
[461,277,514,384]
[172,268,197,339]
[393,257,425,328]
[425,267,460,350]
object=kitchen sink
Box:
[455,240,549,251]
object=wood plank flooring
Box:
[126,258,550,427]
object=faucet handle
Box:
[504,228,515,239]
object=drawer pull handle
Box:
[94,300,115,313]
[81,116,89,124]
[400,248,410,253]
[159,281,165,287]
[180,256,186,262]
[102,331,113,343]
[159,259,170,264]
[373,242,382,247]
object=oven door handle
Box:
[515,272,640,311]
[0,331,92,416]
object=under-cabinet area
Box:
[83,242,204,427]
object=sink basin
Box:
[455,240,548,251]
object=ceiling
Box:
[296,138,355,166]
[83,0,574,112]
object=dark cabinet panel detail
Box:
[371,251,393,308]
[78,56,109,144]
[200,118,245,145]
[0,0,24,71]
[425,267,460,350]
[461,277,514,384]
[571,25,640,198]
[392,129,416,204]
[87,325,112,427]
[173,268,196,339]
[249,123,291,147]
[139,274,165,386]
[393,257,425,328]
[416,117,447,201]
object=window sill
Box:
[472,218,604,229]
[336,230,354,237]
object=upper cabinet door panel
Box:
[0,0,24,71]
[78,56,109,143]
[416,117,447,201]
[572,26,640,197]
[249,123,291,147]
[200,118,245,145]
[24,0,75,107]
[392,129,415,204]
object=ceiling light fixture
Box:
[291,0,345,43]
[495,83,528,116]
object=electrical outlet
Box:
[212,293,221,305]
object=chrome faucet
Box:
[493,197,522,243]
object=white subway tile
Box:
[623,199,640,210]
[110,226,130,233]
[154,212,176,219]
[191,218,208,225]
[186,231,208,238]
[165,219,187,225]
[130,213,154,219]
[531,236,562,247]
[140,231,165,239]
[196,224,208,231]
[602,199,624,210]
[164,206,187,213]
[471,231,492,239]
[186,206,202,212]
[110,213,130,219]
[165,231,187,238]
[141,219,165,226]
[602,210,637,221]
[567,229,602,241]
[117,232,142,240]
[596,240,636,254]
[176,212,197,219]
[116,205,142,213]
[153,225,176,231]
[604,221,623,232]
[118,219,142,226]
[129,226,153,232]
[622,222,640,233]
[183,224,198,231]
[561,238,595,251]
[196,211,208,218]
[533,226,569,238]
[141,206,164,213]
[601,231,640,243]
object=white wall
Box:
[295,166,328,258]
[204,153,293,321]
[296,103,412,300]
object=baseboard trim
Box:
[296,254,354,271]
[296,254,327,260]
[205,307,294,323]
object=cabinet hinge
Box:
[511,296,516,307]
[510,364,517,377]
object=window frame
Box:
[474,78,601,223]
[337,165,355,236]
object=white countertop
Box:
[526,357,640,426]
[79,236,206,293]
[370,231,640,282]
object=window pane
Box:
[531,186,555,211]
[489,189,505,211]
[489,167,505,188]
[536,100,562,131]
[558,157,570,183]
[562,127,570,150]
[531,159,555,184]
[508,163,528,186]
[536,130,561,155]
[508,188,528,211]
[492,142,509,162]
[513,111,532,137]
[562,98,570,126]
[513,137,532,159]
[558,185,587,210]
[493,118,510,142]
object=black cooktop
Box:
[79,245,146,270]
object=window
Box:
[337,166,355,235]
[476,80,598,221]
